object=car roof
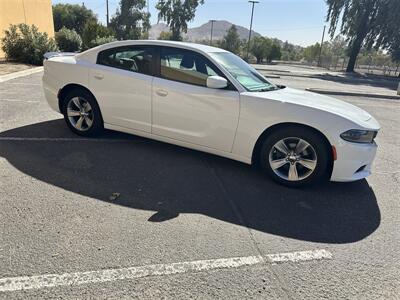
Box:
[76,40,229,63]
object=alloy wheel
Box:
[268,137,317,181]
[66,97,94,131]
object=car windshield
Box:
[209,52,278,92]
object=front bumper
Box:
[330,140,378,182]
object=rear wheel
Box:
[259,127,330,187]
[61,89,103,136]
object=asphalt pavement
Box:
[0,72,399,299]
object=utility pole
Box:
[106,0,109,27]
[247,0,259,61]
[317,25,326,67]
[210,20,216,45]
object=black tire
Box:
[259,126,331,188]
[61,88,103,136]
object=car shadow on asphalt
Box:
[0,119,381,244]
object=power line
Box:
[258,26,324,32]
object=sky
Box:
[52,0,334,47]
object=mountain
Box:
[187,20,261,41]
[148,23,170,40]
[149,20,262,42]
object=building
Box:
[0,0,55,58]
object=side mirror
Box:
[206,76,228,89]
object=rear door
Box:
[89,45,155,132]
[152,47,240,152]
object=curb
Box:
[0,67,43,83]
[263,74,281,79]
[306,88,399,100]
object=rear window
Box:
[97,46,154,76]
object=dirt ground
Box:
[0,60,34,76]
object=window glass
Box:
[209,52,278,92]
[160,47,221,86]
[97,46,153,75]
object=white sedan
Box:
[43,40,379,187]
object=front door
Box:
[152,47,240,152]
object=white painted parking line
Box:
[3,82,41,86]
[0,99,39,103]
[266,249,332,263]
[0,249,331,292]
[0,67,43,83]
[0,137,131,142]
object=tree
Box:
[302,43,321,63]
[156,0,204,41]
[82,19,115,49]
[266,42,282,62]
[281,40,303,61]
[326,0,400,72]
[158,31,173,40]
[250,37,270,63]
[52,4,96,35]
[55,27,82,52]
[110,0,150,40]
[389,35,400,77]
[330,35,347,58]
[220,25,241,54]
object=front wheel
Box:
[61,89,103,136]
[259,127,331,187]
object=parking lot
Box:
[0,71,399,299]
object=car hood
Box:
[252,87,373,122]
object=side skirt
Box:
[104,123,252,165]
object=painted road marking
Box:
[0,249,332,292]
[3,82,41,86]
[0,99,39,103]
[266,249,332,263]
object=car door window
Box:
[97,46,154,76]
[160,47,222,87]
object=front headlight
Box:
[340,129,377,144]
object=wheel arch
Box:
[57,83,96,113]
[251,122,334,176]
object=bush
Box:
[55,27,82,52]
[81,19,115,50]
[158,31,172,40]
[1,24,58,65]
[88,36,116,48]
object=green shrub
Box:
[1,24,58,65]
[158,31,172,40]
[88,36,116,48]
[81,19,115,50]
[55,27,82,52]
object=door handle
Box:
[94,73,104,80]
[156,89,168,97]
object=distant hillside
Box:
[149,20,262,41]
[148,23,170,40]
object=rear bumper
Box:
[330,140,378,182]
[42,75,60,113]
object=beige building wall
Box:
[0,0,55,58]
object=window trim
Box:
[154,46,237,91]
[96,45,157,76]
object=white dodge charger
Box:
[42,40,379,187]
